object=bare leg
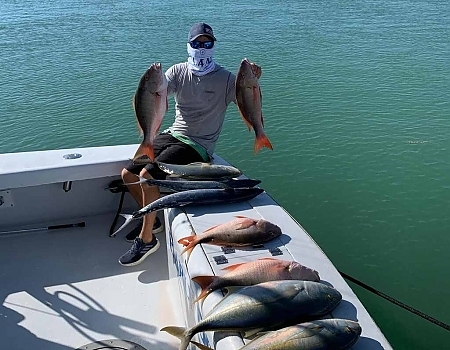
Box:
[121,167,160,243]
[139,168,160,244]
[118,167,161,266]
[121,168,143,207]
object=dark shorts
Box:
[125,133,205,179]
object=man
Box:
[119,22,236,266]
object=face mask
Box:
[187,43,215,76]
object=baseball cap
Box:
[188,22,217,42]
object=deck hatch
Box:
[269,247,283,256]
[221,246,235,254]
[213,254,228,265]
[76,339,147,350]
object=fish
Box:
[161,280,342,350]
[191,318,361,350]
[192,258,320,303]
[132,62,168,162]
[156,161,242,179]
[111,188,264,237]
[235,58,273,154]
[178,216,282,256]
[123,178,261,192]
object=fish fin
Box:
[185,246,194,261]
[235,217,259,230]
[192,276,215,289]
[187,162,207,165]
[238,110,254,131]
[202,224,222,233]
[131,95,144,137]
[221,262,246,272]
[110,214,135,237]
[251,62,262,79]
[191,276,215,303]
[154,125,162,138]
[252,85,260,105]
[234,215,251,218]
[254,134,273,154]
[124,176,152,186]
[190,341,213,350]
[161,326,191,350]
[243,328,265,338]
[133,143,155,162]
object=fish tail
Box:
[161,326,192,350]
[178,235,195,247]
[192,276,215,303]
[181,245,195,257]
[190,341,213,350]
[110,214,134,237]
[133,142,155,162]
[178,236,197,257]
[254,134,273,154]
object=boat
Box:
[0,144,393,349]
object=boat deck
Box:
[0,212,181,350]
[0,145,393,350]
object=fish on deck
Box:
[111,188,264,237]
[161,280,342,350]
[156,161,243,180]
[192,258,320,303]
[191,318,362,350]
[122,178,261,192]
[177,215,282,256]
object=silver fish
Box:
[191,318,361,350]
[111,188,264,237]
[123,178,261,192]
[156,161,242,179]
[161,280,342,350]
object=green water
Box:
[1,1,449,348]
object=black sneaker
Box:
[125,216,163,242]
[119,236,160,267]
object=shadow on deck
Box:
[0,213,180,350]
